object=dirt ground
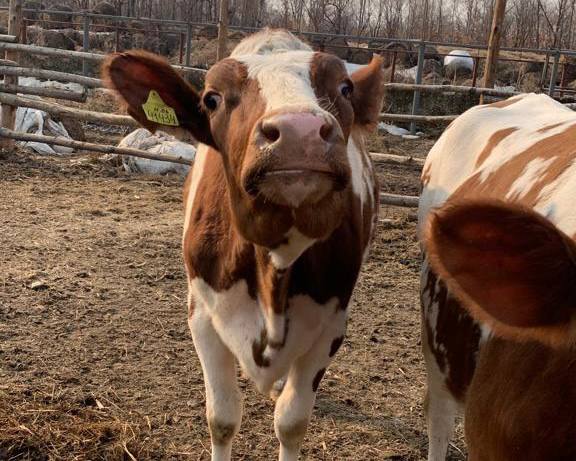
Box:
[0,133,466,460]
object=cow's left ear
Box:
[425,199,576,348]
[350,55,385,131]
[102,50,216,148]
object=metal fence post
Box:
[1,0,23,151]
[548,50,560,96]
[389,51,397,83]
[410,41,426,135]
[185,22,192,67]
[82,14,90,76]
[541,51,550,88]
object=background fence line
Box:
[2,3,576,209]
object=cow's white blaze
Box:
[236,50,322,114]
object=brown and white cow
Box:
[418,93,576,461]
[103,29,384,460]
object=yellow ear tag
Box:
[142,90,179,126]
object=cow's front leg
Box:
[274,310,347,461]
[189,303,242,461]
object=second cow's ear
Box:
[350,54,385,131]
[102,50,216,148]
[426,199,576,348]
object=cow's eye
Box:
[203,91,222,112]
[339,80,354,99]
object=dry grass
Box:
[0,132,465,460]
[0,386,143,460]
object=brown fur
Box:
[426,199,576,348]
[474,127,519,168]
[103,40,383,456]
[102,50,214,147]
[466,338,576,461]
[421,101,576,460]
[453,123,576,207]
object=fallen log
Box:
[380,192,419,208]
[0,65,103,88]
[0,127,192,166]
[0,93,138,127]
[370,152,426,167]
[0,83,87,102]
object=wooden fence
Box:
[3,2,575,209]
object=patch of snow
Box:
[17,76,85,94]
[444,50,474,71]
[495,84,516,92]
[0,96,73,155]
[117,128,196,176]
[397,65,418,80]
[378,122,410,136]
[344,61,365,74]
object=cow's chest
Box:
[189,277,343,393]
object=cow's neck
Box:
[255,246,292,347]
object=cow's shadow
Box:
[314,394,466,460]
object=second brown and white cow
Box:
[103,29,384,460]
[419,93,576,461]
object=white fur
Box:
[420,263,462,461]
[236,50,322,114]
[190,277,340,394]
[269,227,316,270]
[231,29,312,57]
[183,143,209,244]
[187,30,377,461]
[419,94,576,461]
[347,137,368,206]
[419,94,576,236]
[506,157,556,201]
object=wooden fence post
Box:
[217,0,229,61]
[1,0,23,151]
[185,22,192,67]
[82,14,90,76]
[481,0,507,104]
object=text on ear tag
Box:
[142,90,179,126]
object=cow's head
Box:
[425,199,576,348]
[102,29,384,249]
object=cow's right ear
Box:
[425,199,576,348]
[102,50,216,148]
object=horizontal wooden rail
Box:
[370,152,426,167]
[0,42,207,75]
[0,41,105,61]
[380,192,419,208]
[385,83,519,98]
[0,34,17,43]
[0,65,103,88]
[0,93,137,127]
[0,83,87,102]
[0,128,421,207]
[379,113,458,123]
[0,58,18,66]
[0,127,192,166]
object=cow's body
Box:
[418,93,576,461]
[104,29,383,461]
[183,139,374,394]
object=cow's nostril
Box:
[261,123,281,143]
[319,122,334,142]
